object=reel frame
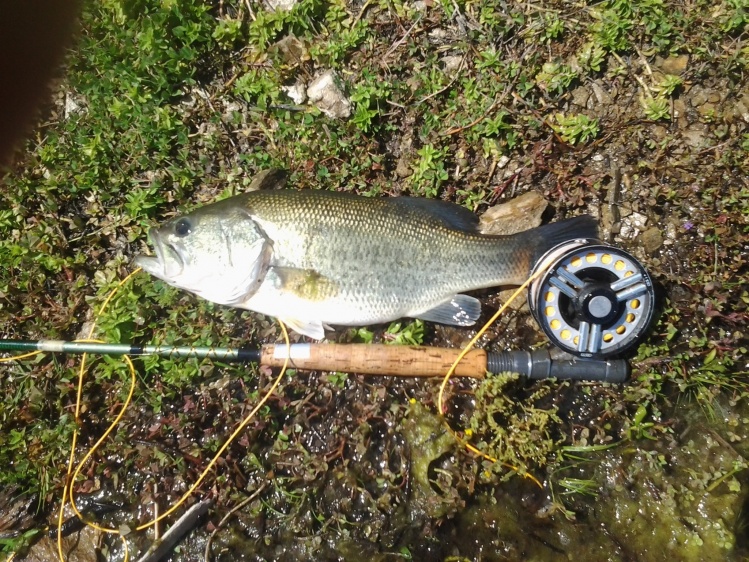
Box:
[528,239,655,360]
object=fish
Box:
[134,169,597,339]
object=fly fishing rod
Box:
[0,339,629,382]
[0,239,655,383]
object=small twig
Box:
[153,483,159,541]
[442,70,519,136]
[634,46,654,78]
[351,0,374,28]
[383,15,422,62]
[136,499,213,562]
[697,138,734,155]
[485,157,498,187]
[204,485,267,562]
[442,96,500,136]
[244,0,255,21]
[416,53,467,105]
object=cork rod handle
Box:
[260,343,487,378]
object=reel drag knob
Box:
[529,241,655,359]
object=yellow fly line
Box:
[437,257,555,487]
[0,257,555,560]
[31,268,292,562]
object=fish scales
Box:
[135,170,598,339]
[237,189,532,321]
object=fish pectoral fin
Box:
[272,267,339,301]
[413,295,481,327]
[279,317,327,340]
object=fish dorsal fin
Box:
[391,197,480,232]
[412,294,481,326]
[247,169,289,191]
[272,266,339,301]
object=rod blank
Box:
[0,339,629,382]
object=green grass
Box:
[0,0,748,558]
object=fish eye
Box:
[174,218,192,237]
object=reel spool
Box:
[529,240,655,359]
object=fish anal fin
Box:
[413,295,481,327]
[273,266,339,301]
[280,317,326,340]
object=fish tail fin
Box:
[525,214,598,275]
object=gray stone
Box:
[265,0,298,11]
[307,70,352,119]
[282,82,307,105]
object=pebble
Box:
[682,124,709,148]
[64,92,85,119]
[571,86,591,109]
[619,212,648,239]
[282,82,307,105]
[265,0,298,11]
[639,227,664,254]
[270,34,308,65]
[479,191,548,236]
[441,55,464,74]
[395,153,412,178]
[655,54,689,75]
[590,81,612,105]
[307,70,352,119]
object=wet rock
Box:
[639,227,664,254]
[23,516,102,562]
[306,70,351,119]
[479,191,548,236]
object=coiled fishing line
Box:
[1,268,292,562]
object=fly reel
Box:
[529,240,655,359]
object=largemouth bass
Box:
[135,170,597,339]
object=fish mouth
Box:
[133,232,184,280]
